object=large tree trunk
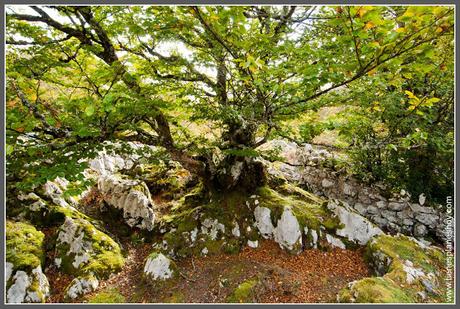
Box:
[205,120,267,192]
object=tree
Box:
[6,5,454,193]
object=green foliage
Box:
[5,5,454,195]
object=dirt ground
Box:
[48,239,371,304]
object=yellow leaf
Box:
[367,68,377,76]
[436,27,443,33]
[364,22,375,30]
[395,27,406,33]
[357,7,367,17]
[404,90,417,99]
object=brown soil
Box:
[56,239,371,304]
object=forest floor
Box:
[46,239,370,303]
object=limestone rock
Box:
[253,206,275,239]
[143,252,177,281]
[55,216,124,278]
[325,234,346,249]
[65,274,99,299]
[97,174,156,231]
[327,200,383,245]
[6,221,50,303]
[273,207,302,253]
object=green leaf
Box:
[85,105,96,116]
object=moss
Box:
[6,220,45,272]
[367,234,444,274]
[227,277,260,303]
[55,217,124,279]
[255,186,328,231]
[88,288,126,303]
[222,239,243,255]
[344,234,448,303]
[338,277,415,303]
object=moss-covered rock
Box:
[338,277,415,303]
[339,234,447,303]
[6,220,50,303]
[64,274,99,300]
[227,277,260,303]
[55,216,124,279]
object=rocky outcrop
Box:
[55,216,124,279]
[338,234,446,303]
[97,175,157,231]
[5,221,50,303]
[326,200,383,245]
[259,140,446,242]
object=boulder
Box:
[253,206,275,239]
[65,274,99,300]
[97,174,156,231]
[273,207,302,253]
[55,216,124,279]
[6,221,50,303]
[339,234,446,303]
[143,252,178,282]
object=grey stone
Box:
[372,216,388,226]
[414,223,428,237]
[381,210,397,223]
[388,202,405,211]
[402,218,414,226]
[421,279,438,295]
[321,179,334,188]
[376,200,387,209]
[367,206,379,215]
[416,213,439,227]
[353,203,367,215]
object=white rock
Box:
[231,222,240,238]
[325,234,346,249]
[201,218,225,241]
[230,161,244,181]
[327,200,383,245]
[66,275,99,299]
[97,175,156,231]
[254,206,275,239]
[311,230,318,248]
[419,193,426,206]
[6,262,13,282]
[144,253,175,280]
[247,240,259,248]
[273,207,302,252]
[201,247,208,255]
[403,260,425,284]
[190,228,198,243]
[7,271,30,303]
[54,258,62,268]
